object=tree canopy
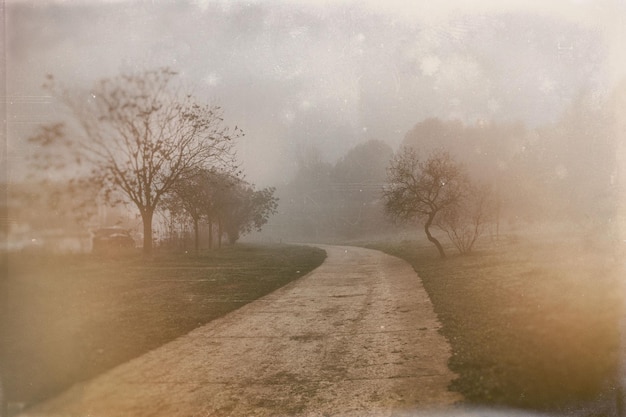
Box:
[383,148,468,258]
[29,68,241,255]
[220,181,279,245]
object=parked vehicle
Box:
[92,227,134,253]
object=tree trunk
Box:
[141,209,154,257]
[218,218,222,249]
[424,213,446,259]
[208,218,213,250]
[193,217,199,253]
[227,227,239,245]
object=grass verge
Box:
[367,234,623,414]
[0,243,326,409]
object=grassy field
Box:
[0,243,326,409]
[367,232,623,414]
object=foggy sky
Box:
[6,0,626,186]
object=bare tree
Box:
[383,147,467,258]
[436,184,495,254]
[29,68,241,255]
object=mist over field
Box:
[3,2,626,415]
[4,0,626,244]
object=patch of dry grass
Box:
[0,244,326,409]
[368,233,623,413]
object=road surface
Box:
[20,245,461,416]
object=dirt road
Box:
[21,245,461,416]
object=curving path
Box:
[21,245,461,417]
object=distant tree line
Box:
[274,84,622,256]
[24,67,278,255]
[384,86,621,256]
[13,66,625,256]
[273,139,395,241]
[160,168,278,251]
[400,93,618,232]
